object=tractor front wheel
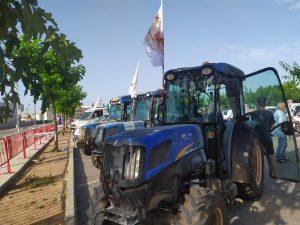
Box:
[82,145,92,156]
[237,137,264,200]
[91,155,102,169]
[88,184,108,225]
[176,186,227,225]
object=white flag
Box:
[128,63,139,97]
[144,1,164,67]
[92,97,104,109]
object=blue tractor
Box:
[90,90,164,169]
[88,63,297,225]
[77,95,132,156]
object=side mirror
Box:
[225,78,241,97]
[281,121,294,136]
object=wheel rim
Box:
[254,145,262,185]
[212,207,223,225]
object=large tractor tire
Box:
[176,186,227,225]
[237,137,264,200]
[88,185,108,225]
[91,155,102,169]
[82,145,92,156]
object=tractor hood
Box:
[101,121,145,137]
[105,124,203,149]
[104,124,206,182]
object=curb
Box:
[0,136,54,196]
[65,138,77,225]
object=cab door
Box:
[243,67,300,181]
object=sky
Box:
[20,0,300,113]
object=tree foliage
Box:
[12,37,85,149]
[244,85,284,109]
[280,61,300,102]
[0,0,60,118]
[55,85,86,118]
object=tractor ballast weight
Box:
[89,63,278,225]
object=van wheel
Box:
[176,186,227,225]
[237,137,264,200]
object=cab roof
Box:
[164,62,245,79]
[110,95,132,104]
[134,89,163,99]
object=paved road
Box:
[227,167,300,225]
[74,147,99,225]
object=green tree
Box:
[12,37,85,150]
[280,61,300,83]
[55,85,87,130]
[280,61,300,102]
[0,0,59,118]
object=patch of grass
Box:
[23,175,55,189]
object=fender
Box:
[232,120,257,183]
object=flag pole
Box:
[161,0,165,83]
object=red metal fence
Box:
[0,124,54,174]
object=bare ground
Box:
[0,131,70,225]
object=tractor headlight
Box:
[124,146,142,180]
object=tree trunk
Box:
[64,114,67,130]
[52,103,58,151]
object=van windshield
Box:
[79,112,92,120]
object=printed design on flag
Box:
[143,4,164,67]
[144,12,164,54]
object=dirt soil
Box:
[0,131,70,225]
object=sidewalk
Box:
[0,131,70,225]
[0,135,54,195]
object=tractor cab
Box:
[162,63,245,179]
[131,89,164,126]
[162,63,299,182]
[108,95,132,122]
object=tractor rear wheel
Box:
[88,184,108,225]
[176,186,227,225]
[237,137,264,200]
[91,155,102,169]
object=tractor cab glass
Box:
[133,95,151,121]
[109,103,122,121]
[164,71,215,124]
[243,68,300,181]
[122,102,132,121]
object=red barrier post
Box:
[2,138,12,174]
[22,133,27,159]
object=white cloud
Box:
[274,0,300,10]
[217,42,300,74]
[289,2,300,9]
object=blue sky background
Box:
[20,0,300,113]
